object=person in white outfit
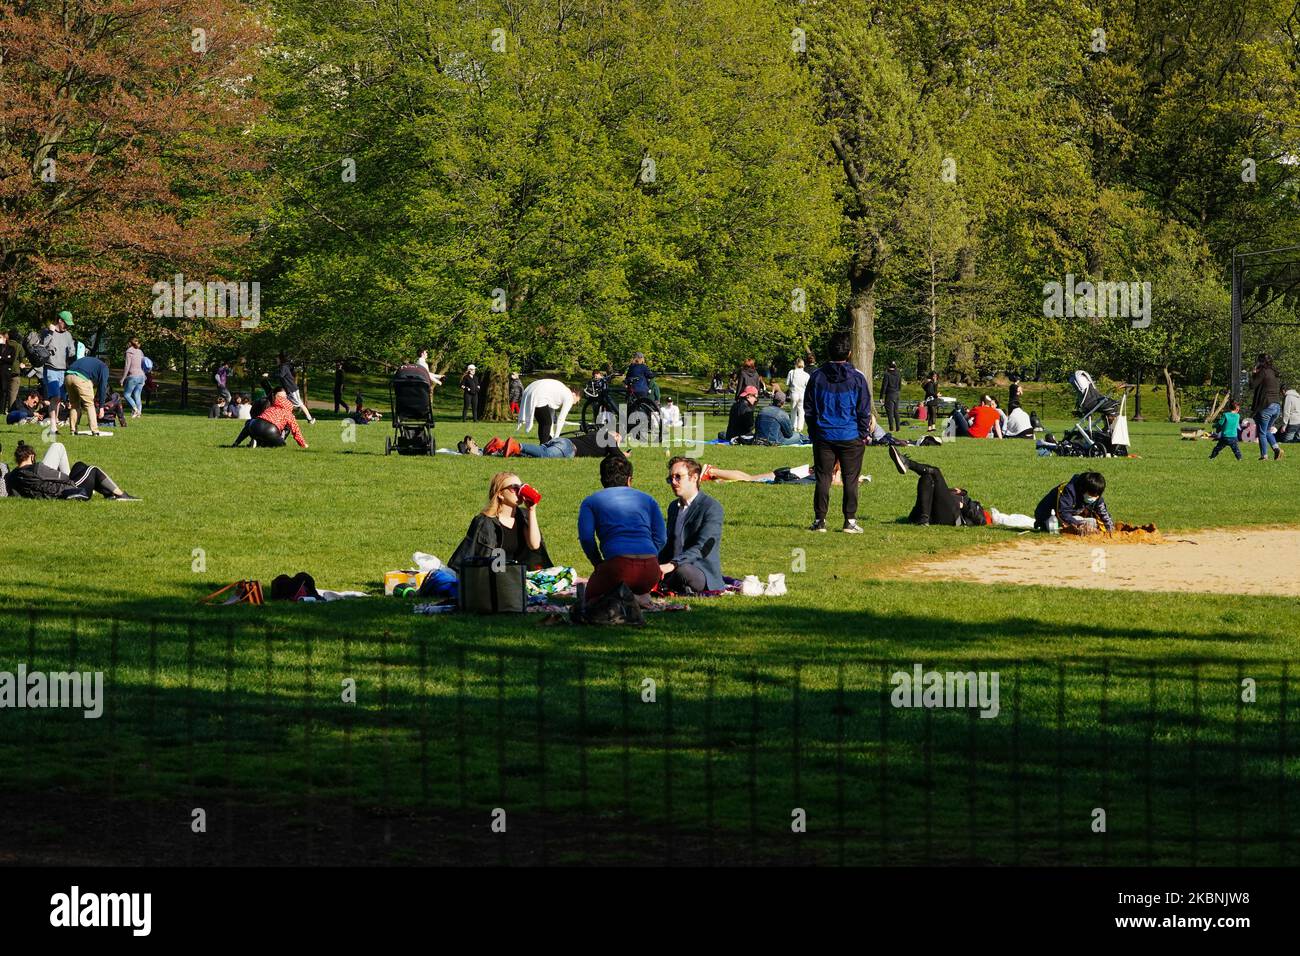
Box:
[1003,405,1034,438]
[516,378,580,443]
[1280,386,1300,442]
[660,398,683,429]
[786,359,810,433]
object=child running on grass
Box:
[1210,401,1243,461]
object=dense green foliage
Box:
[6,0,1299,404]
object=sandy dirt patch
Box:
[905,527,1300,596]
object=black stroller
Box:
[385,365,435,456]
[1037,371,1129,457]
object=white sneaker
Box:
[840,519,864,534]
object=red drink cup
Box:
[518,483,542,506]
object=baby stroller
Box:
[385,365,435,456]
[1039,371,1129,457]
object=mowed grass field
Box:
[2,396,1299,865]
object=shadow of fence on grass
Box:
[0,608,1296,865]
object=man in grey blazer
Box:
[659,456,726,594]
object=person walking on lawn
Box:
[805,330,871,533]
[880,360,903,432]
[277,352,315,424]
[1210,401,1243,461]
[1250,353,1283,461]
[460,364,480,421]
[922,371,941,432]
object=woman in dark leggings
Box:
[230,388,308,449]
[5,441,139,500]
[232,416,287,447]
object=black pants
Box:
[462,392,478,421]
[60,462,121,499]
[334,388,349,414]
[663,562,708,595]
[813,439,865,522]
[233,417,286,447]
[884,394,900,432]
[536,405,555,443]
[906,460,960,525]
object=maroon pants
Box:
[586,555,661,603]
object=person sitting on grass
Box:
[1034,471,1113,534]
[3,440,139,500]
[660,397,683,429]
[351,396,380,424]
[6,389,44,425]
[886,446,1034,528]
[754,392,806,445]
[230,385,308,449]
[1280,384,1300,443]
[658,457,726,595]
[577,453,667,604]
[722,386,759,440]
[97,390,129,428]
[1210,401,1243,461]
[448,471,552,572]
[949,395,1003,439]
[208,395,229,419]
[1003,404,1035,438]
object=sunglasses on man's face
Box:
[667,472,692,484]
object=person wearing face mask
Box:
[1034,471,1113,534]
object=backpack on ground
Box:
[577,583,645,626]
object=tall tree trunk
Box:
[482,353,512,421]
[849,281,876,386]
[928,252,938,375]
[1161,365,1180,422]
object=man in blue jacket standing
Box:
[806,330,871,533]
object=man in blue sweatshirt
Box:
[805,330,871,533]
[64,354,112,436]
[578,453,668,603]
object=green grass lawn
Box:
[1,405,1297,864]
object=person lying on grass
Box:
[448,471,552,572]
[886,446,1033,528]
[2,441,139,500]
[690,459,864,485]
[473,430,625,459]
[1034,471,1113,534]
[230,385,308,449]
